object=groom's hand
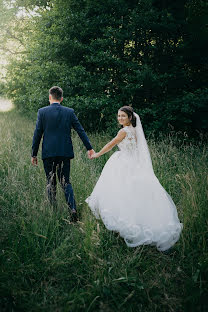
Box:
[31,156,38,166]
[87,149,95,159]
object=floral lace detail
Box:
[117,126,137,154]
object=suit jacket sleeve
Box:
[71,110,92,151]
[31,110,44,157]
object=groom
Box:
[31,86,94,221]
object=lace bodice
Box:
[117,126,137,153]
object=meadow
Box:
[0,102,207,312]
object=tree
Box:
[4,0,208,136]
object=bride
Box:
[86,106,183,251]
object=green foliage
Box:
[3,0,208,136]
[0,107,208,311]
[0,81,6,95]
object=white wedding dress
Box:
[86,115,183,251]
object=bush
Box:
[4,0,208,137]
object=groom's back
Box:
[32,100,91,160]
[39,103,74,159]
[41,104,71,132]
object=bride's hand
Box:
[91,152,100,159]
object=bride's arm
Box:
[91,129,126,158]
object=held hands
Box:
[87,149,95,159]
[90,152,100,159]
[87,149,100,159]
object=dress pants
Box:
[43,157,76,211]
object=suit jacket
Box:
[32,103,92,159]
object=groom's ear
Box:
[60,97,63,103]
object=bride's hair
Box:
[119,106,137,127]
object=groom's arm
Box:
[31,109,43,158]
[71,110,93,151]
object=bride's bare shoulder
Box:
[115,128,127,141]
[117,128,127,135]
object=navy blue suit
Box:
[32,102,92,159]
[32,103,92,212]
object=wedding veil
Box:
[134,113,154,174]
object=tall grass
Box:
[0,106,207,312]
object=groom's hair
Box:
[49,86,63,100]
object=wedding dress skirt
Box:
[86,126,183,251]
